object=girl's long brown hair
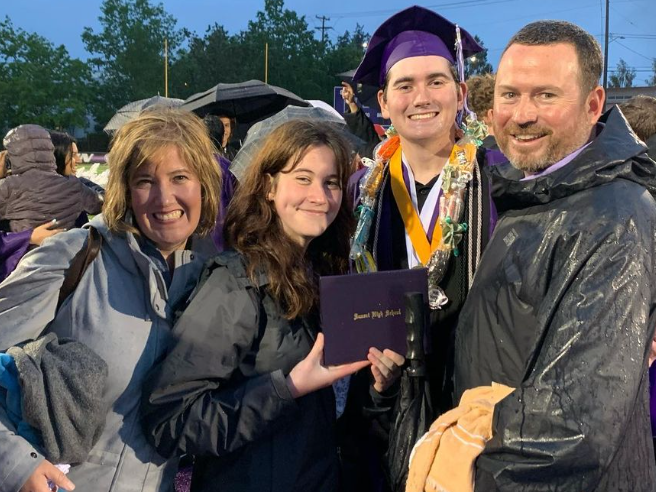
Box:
[225,120,355,319]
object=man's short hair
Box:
[504,20,602,93]
[618,95,656,143]
[466,73,495,120]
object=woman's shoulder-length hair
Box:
[103,108,223,237]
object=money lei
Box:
[350,125,480,310]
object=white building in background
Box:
[605,86,656,110]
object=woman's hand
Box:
[368,347,405,393]
[286,333,370,398]
[19,460,75,492]
[29,220,64,246]
[649,335,656,367]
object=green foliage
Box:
[0,17,91,135]
[171,2,369,104]
[464,35,493,79]
[82,0,182,128]
[609,58,636,88]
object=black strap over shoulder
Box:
[57,226,102,311]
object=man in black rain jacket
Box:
[454,21,656,491]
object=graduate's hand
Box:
[287,333,370,398]
[368,347,405,393]
[649,335,656,367]
[19,460,75,492]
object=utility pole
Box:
[164,38,168,97]
[265,42,269,84]
[315,15,333,45]
[603,0,610,91]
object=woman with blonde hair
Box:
[0,108,222,492]
[142,120,403,492]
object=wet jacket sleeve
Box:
[0,230,85,491]
[141,264,299,459]
[475,217,656,491]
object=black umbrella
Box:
[384,292,434,492]
[181,80,309,123]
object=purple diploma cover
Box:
[319,268,428,365]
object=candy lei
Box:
[349,128,480,310]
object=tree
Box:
[609,58,636,88]
[82,0,182,128]
[238,0,326,99]
[169,24,247,100]
[646,58,656,86]
[0,17,91,135]
[464,35,493,79]
[324,24,369,77]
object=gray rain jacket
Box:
[0,124,102,231]
[454,107,656,491]
[141,251,339,492]
[0,214,216,492]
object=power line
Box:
[615,40,655,61]
[317,0,519,20]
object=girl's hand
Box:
[286,333,370,398]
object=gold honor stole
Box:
[389,147,442,267]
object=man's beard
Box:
[495,122,591,174]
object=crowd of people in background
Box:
[1,4,656,492]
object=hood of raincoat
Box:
[489,107,656,213]
[3,124,56,174]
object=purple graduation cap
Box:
[353,5,483,87]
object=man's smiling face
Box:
[493,42,603,174]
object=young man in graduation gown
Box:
[348,5,502,415]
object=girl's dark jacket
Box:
[141,251,338,492]
[454,107,656,491]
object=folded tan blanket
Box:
[405,383,514,492]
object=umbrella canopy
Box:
[181,79,309,123]
[103,95,184,134]
[229,106,364,182]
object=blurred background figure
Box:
[340,81,383,159]
[50,130,105,195]
[216,114,240,160]
[0,124,103,233]
[619,95,656,160]
[466,73,497,149]
[0,150,64,282]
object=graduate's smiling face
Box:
[378,55,465,147]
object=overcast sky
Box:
[2,0,655,83]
